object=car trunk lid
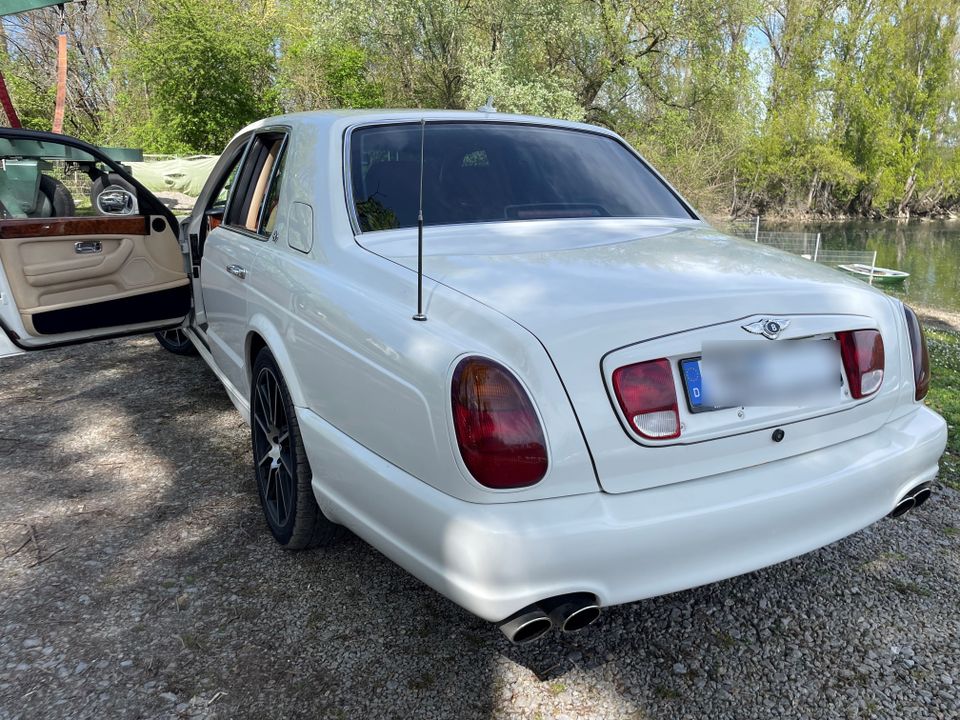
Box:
[361,218,905,493]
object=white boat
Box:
[837,263,909,283]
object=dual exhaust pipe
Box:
[888,481,932,519]
[497,593,601,644]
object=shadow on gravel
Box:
[1,337,512,718]
[2,336,959,720]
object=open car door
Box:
[0,129,190,358]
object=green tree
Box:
[107,0,281,153]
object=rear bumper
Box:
[300,405,946,623]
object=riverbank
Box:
[713,212,960,225]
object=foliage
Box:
[107,0,281,153]
[3,0,960,216]
[925,328,960,471]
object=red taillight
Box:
[451,357,548,488]
[904,305,930,401]
[612,358,681,440]
[837,329,884,399]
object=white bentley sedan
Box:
[0,111,947,643]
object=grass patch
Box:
[654,685,682,700]
[407,672,435,690]
[715,631,736,649]
[923,328,960,488]
[861,551,907,573]
[887,578,932,597]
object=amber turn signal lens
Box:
[451,357,548,488]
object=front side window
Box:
[0,138,135,219]
[211,157,242,211]
[350,122,692,232]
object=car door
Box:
[199,129,288,394]
[0,129,191,355]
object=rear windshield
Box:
[349,122,693,232]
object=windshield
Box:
[349,122,693,232]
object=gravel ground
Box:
[1,335,959,720]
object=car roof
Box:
[238,109,618,139]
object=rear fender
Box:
[245,313,306,409]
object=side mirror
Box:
[95,186,138,216]
[204,206,224,231]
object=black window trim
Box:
[341,118,701,236]
[216,133,254,219]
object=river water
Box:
[759,220,960,313]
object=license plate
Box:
[680,339,840,412]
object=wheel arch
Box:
[244,316,307,408]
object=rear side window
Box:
[225,132,287,235]
[350,122,693,232]
[260,145,286,235]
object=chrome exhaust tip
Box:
[541,593,601,633]
[562,604,601,632]
[889,482,932,518]
[889,496,915,518]
[497,607,552,645]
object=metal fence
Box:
[724,217,879,283]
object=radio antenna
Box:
[413,118,427,322]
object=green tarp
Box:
[0,0,73,17]
[127,155,219,198]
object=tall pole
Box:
[0,70,20,127]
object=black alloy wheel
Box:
[250,348,340,549]
[155,328,198,355]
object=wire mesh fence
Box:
[754,231,822,258]
[725,217,759,241]
[722,218,881,283]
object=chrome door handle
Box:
[226,264,247,279]
[75,241,102,254]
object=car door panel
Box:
[200,227,259,391]
[0,215,188,337]
[22,239,135,284]
[196,130,287,394]
[0,129,191,352]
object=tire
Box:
[154,328,198,356]
[29,175,75,218]
[250,348,340,549]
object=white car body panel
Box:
[200,226,260,393]
[0,327,21,358]
[2,111,947,626]
[361,218,914,494]
[300,399,944,622]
